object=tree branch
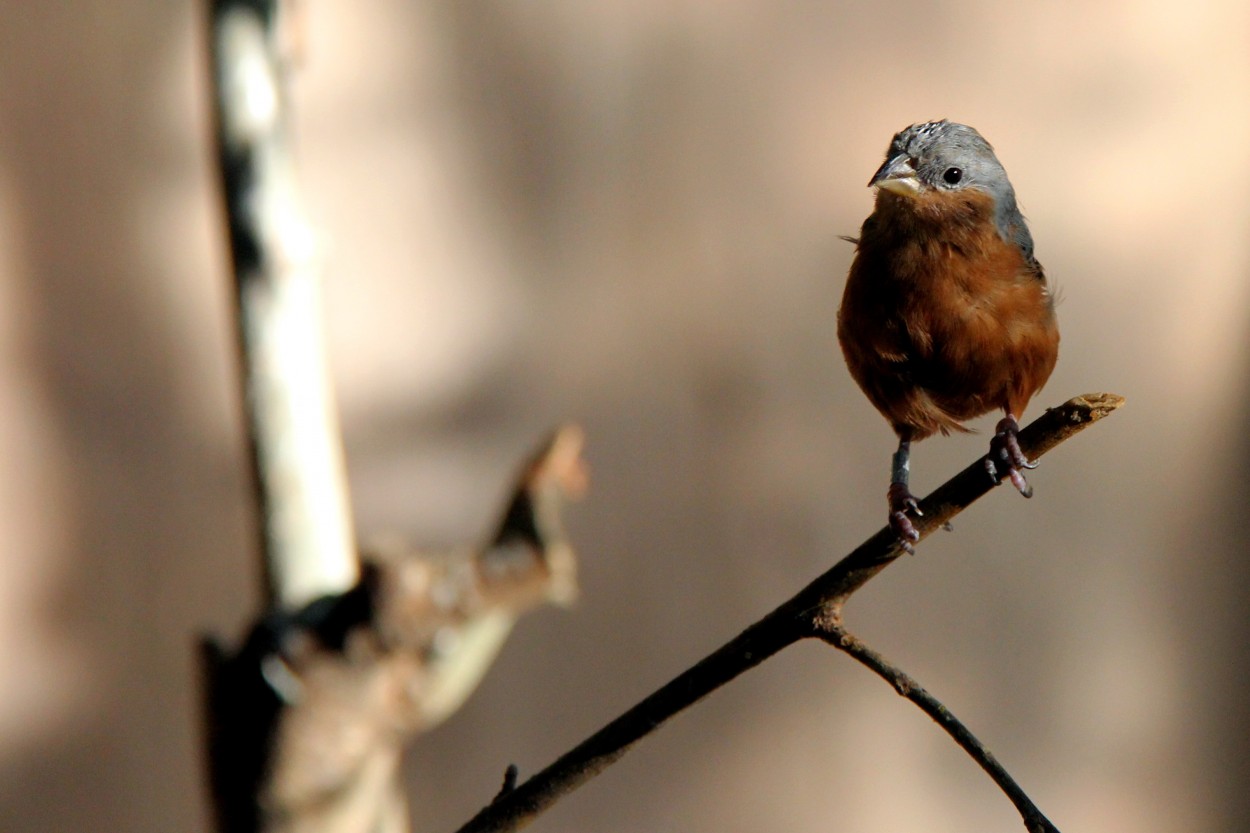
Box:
[209,0,357,610]
[202,427,587,833]
[204,5,595,832]
[455,393,1125,833]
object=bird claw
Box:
[887,482,922,550]
[985,415,1035,497]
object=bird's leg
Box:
[887,435,922,548]
[984,413,1037,497]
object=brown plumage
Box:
[838,120,1059,546]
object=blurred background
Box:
[0,2,1247,831]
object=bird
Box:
[837,120,1059,547]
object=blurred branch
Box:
[203,426,587,833]
[202,2,589,831]
[209,0,355,609]
[363,425,585,731]
[456,393,1125,833]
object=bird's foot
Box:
[887,481,922,552]
[984,415,1036,497]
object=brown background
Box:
[0,2,1246,832]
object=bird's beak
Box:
[869,155,922,196]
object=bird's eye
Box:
[943,167,963,185]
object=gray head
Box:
[870,120,1030,249]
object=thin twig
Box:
[818,627,1060,833]
[454,393,1124,833]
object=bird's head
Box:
[869,120,1025,242]
[871,120,1012,199]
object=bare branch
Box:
[455,393,1124,833]
[209,0,356,609]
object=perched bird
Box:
[837,120,1059,546]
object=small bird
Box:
[837,120,1059,546]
